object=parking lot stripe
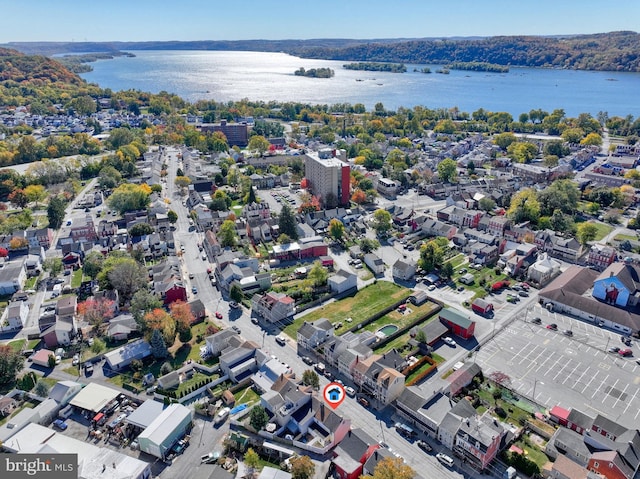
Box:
[572,366,591,390]
[524,347,547,367]
[562,363,580,385]
[581,369,599,395]
[612,382,629,409]
[592,374,609,399]
[552,358,573,382]
[535,349,556,373]
[623,388,639,414]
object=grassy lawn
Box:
[591,222,615,241]
[284,282,411,337]
[71,269,83,288]
[234,384,260,405]
[7,339,26,352]
[614,233,638,242]
[24,276,38,289]
[28,339,41,349]
[404,358,437,385]
[445,253,467,270]
[256,457,284,471]
[511,438,551,469]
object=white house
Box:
[251,292,296,323]
[328,270,358,294]
[0,300,29,331]
[0,261,26,295]
[364,253,385,276]
[297,318,335,350]
[392,259,416,281]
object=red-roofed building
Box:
[31,349,55,368]
[549,405,570,427]
[251,292,295,323]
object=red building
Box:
[549,405,570,427]
[588,452,633,479]
[439,308,476,340]
[471,298,494,316]
[162,282,187,305]
[332,429,380,479]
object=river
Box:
[80,50,640,118]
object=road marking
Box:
[592,374,609,399]
[581,370,599,395]
[535,350,556,373]
[623,387,639,414]
[599,362,611,370]
[612,382,629,409]
[552,358,572,382]
[571,366,591,390]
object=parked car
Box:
[229,301,239,309]
[345,386,356,397]
[358,397,370,408]
[608,346,620,353]
[563,330,573,337]
[443,337,456,347]
[215,312,223,319]
[531,317,542,324]
[518,291,529,297]
[53,419,68,430]
[436,453,454,467]
[251,317,259,325]
[302,356,313,365]
[72,353,80,366]
[275,336,287,346]
[546,323,558,330]
[232,326,241,334]
[84,363,94,375]
[619,348,633,357]
[416,440,433,452]
[191,286,198,294]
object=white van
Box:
[436,453,454,468]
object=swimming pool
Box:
[377,325,399,337]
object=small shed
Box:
[31,349,54,368]
[471,298,494,316]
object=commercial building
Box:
[137,403,193,459]
[303,149,350,207]
[199,120,249,146]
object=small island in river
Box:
[343,62,407,73]
[294,67,334,78]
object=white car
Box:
[443,337,457,347]
[436,453,454,467]
[345,386,356,397]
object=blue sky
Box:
[2,0,638,43]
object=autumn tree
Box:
[107,183,151,214]
[298,195,321,214]
[170,300,195,341]
[248,135,271,155]
[328,218,345,242]
[130,289,163,323]
[418,239,444,272]
[361,457,414,479]
[0,344,24,385]
[78,297,116,332]
[351,188,367,204]
[9,237,28,250]
[581,132,603,146]
[290,455,315,479]
[244,448,260,475]
[371,209,392,236]
[308,261,328,287]
[24,184,46,206]
[493,132,517,150]
[174,175,192,194]
[8,189,27,208]
[437,158,458,183]
[507,141,538,163]
[144,308,176,344]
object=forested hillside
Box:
[0,48,82,84]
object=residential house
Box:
[328,269,358,294]
[0,260,26,295]
[0,300,29,331]
[352,354,406,407]
[536,230,582,263]
[332,428,380,479]
[26,228,54,249]
[104,339,152,371]
[251,292,296,323]
[69,215,97,243]
[422,219,457,240]
[437,205,483,229]
[453,413,505,470]
[106,314,138,341]
[527,253,562,287]
[189,299,207,322]
[392,259,416,281]
[297,319,335,351]
[205,329,241,357]
[438,398,478,450]
[486,216,511,237]
[363,253,385,276]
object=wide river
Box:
[80,50,640,118]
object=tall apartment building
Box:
[199,120,248,146]
[304,148,350,207]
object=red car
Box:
[215,312,223,319]
[619,348,633,357]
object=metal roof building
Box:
[137,403,193,459]
[69,383,119,413]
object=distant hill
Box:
[0,47,82,84]
[2,31,640,72]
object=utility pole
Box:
[379,420,386,445]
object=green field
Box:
[283,281,411,338]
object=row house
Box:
[536,230,582,263]
[246,217,277,242]
[69,216,97,243]
[25,228,54,249]
[351,353,406,407]
[485,216,511,237]
[463,228,497,245]
[98,220,119,237]
[332,428,380,479]
[250,292,295,323]
[454,414,505,470]
[445,192,476,210]
[588,244,617,271]
[220,339,263,383]
[243,202,271,221]
[511,162,549,183]
[422,219,457,240]
[296,318,334,351]
[437,205,483,229]
[467,243,499,266]
[249,172,278,189]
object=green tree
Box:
[478,197,496,212]
[278,203,299,240]
[249,405,269,431]
[130,288,163,323]
[103,257,148,301]
[290,455,315,479]
[90,338,106,354]
[549,210,574,233]
[150,328,169,359]
[219,219,237,248]
[562,127,585,144]
[577,222,599,245]
[167,209,178,223]
[507,189,540,223]
[493,132,517,150]
[0,345,24,385]
[129,222,154,237]
[437,158,458,183]
[82,251,105,279]
[33,380,50,397]
[543,139,569,158]
[107,184,151,214]
[441,261,454,278]
[359,238,380,254]
[328,218,345,242]
[507,142,538,163]
[174,175,192,192]
[248,135,271,155]
[308,261,328,287]
[418,240,444,272]
[244,448,260,474]
[47,195,66,229]
[245,185,257,205]
[43,257,63,277]
[415,330,427,344]
[230,284,243,303]
[537,179,580,216]
[372,209,392,236]
[302,369,320,390]
[98,166,122,189]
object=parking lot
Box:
[475,306,640,424]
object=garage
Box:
[69,383,120,414]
